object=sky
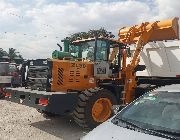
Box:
[0,0,179,59]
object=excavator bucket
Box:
[119,17,179,44]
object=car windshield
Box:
[112,91,180,134]
[0,63,9,76]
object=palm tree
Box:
[0,48,23,63]
[8,48,19,62]
[0,48,8,58]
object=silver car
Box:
[82,84,180,140]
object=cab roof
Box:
[71,37,124,46]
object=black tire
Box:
[73,88,117,129]
[0,88,5,99]
[0,93,4,99]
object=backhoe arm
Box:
[119,17,179,104]
[130,21,159,67]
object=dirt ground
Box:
[0,100,89,140]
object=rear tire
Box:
[73,88,117,129]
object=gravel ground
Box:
[0,100,89,140]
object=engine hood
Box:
[81,120,167,140]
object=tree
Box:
[8,48,19,61]
[63,28,115,42]
[7,48,24,63]
[0,48,23,63]
[0,48,8,57]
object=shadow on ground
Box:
[30,115,89,140]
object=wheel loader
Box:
[3,17,180,128]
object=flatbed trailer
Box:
[5,87,78,116]
[4,76,180,116]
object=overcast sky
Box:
[0,0,179,59]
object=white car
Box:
[0,62,12,86]
[82,84,180,140]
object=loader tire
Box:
[73,88,117,129]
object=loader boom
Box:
[119,17,179,104]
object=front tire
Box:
[73,88,117,129]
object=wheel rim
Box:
[92,98,112,122]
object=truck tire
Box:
[73,88,117,129]
[0,88,5,99]
[0,93,4,99]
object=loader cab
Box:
[71,37,125,78]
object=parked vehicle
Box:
[0,62,11,98]
[0,62,21,98]
[82,84,180,140]
[0,62,12,87]
[9,63,21,87]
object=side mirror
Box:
[60,47,62,51]
[57,43,62,51]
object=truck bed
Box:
[129,41,180,77]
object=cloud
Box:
[0,0,179,59]
[155,0,180,19]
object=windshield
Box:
[70,39,108,61]
[69,41,95,61]
[0,63,9,76]
[112,91,180,134]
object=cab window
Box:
[96,40,108,61]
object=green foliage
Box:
[63,28,115,42]
[8,48,17,61]
[0,48,8,57]
[0,48,23,63]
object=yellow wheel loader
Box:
[3,17,180,128]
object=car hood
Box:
[82,120,167,140]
